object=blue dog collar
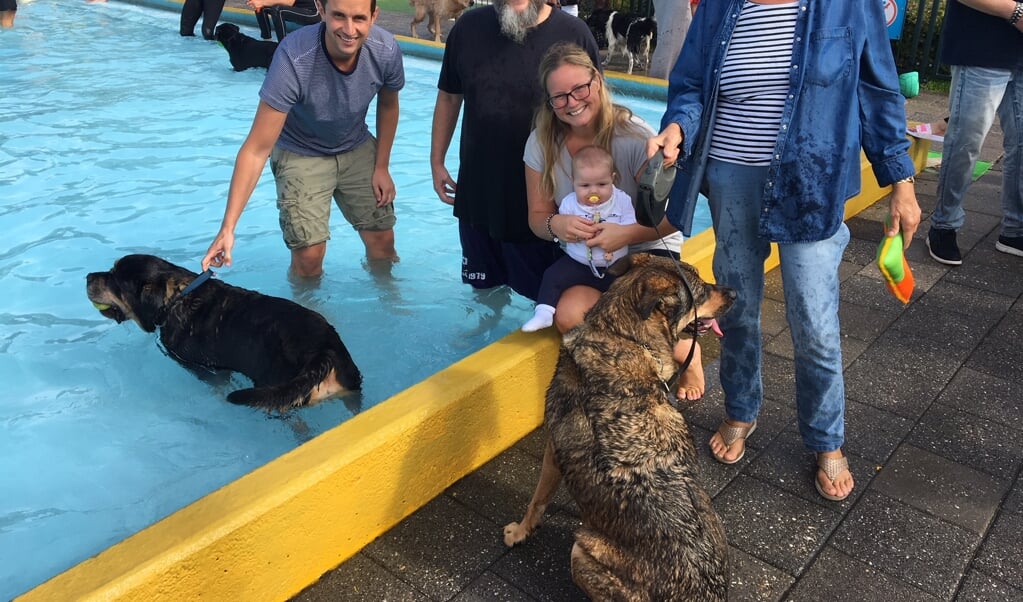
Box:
[179,269,214,297]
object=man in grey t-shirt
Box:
[203,0,404,278]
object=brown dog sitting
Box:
[504,253,734,601]
[86,254,362,412]
[409,0,473,42]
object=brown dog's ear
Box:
[607,252,651,277]
[635,268,672,320]
[637,291,662,321]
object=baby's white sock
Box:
[521,304,556,332]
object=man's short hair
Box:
[318,0,378,16]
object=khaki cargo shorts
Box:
[270,136,396,250]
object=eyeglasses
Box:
[547,78,595,109]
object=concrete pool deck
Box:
[18,3,1023,601]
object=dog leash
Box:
[153,269,215,328]
[179,268,214,297]
[675,274,700,375]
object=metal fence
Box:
[891,0,950,82]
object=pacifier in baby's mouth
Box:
[588,195,600,203]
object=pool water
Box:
[0,0,709,597]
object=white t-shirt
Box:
[559,187,636,266]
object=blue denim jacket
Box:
[662,0,917,242]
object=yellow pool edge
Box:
[17,9,930,594]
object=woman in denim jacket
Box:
[648,0,921,501]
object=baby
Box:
[522,145,636,332]
[523,145,710,402]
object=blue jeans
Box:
[706,159,849,452]
[933,65,1023,237]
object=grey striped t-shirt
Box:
[260,23,404,156]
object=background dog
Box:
[214,22,277,71]
[503,254,734,600]
[409,0,473,43]
[586,9,657,74]
[86,254,362,411]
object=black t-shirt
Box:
[940,1,1023,70]
[438,7,600,243]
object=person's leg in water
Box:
[199,0,226,40]
[255,7,274,40]
[179,0,202,36]
[0,0,16,29]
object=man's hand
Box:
[373,167,396,207]
[432,164,456,205]
[202,229,235,271]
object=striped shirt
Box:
[709,1,799,166]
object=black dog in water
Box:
[86,254,362,411]
[214,22,277,71]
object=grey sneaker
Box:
[927,227,963,265]
[995,235,1023,257]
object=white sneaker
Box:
[521,304,555,332]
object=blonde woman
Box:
[524,42,710,401]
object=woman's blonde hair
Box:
[534,42,646,201]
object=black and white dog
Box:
[587,9,657,75]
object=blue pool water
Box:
[0,0,709,597]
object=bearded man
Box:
[430,0,599,302]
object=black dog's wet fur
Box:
[86,254,361,411]
[504,254,733,600]
[214,23,277,71]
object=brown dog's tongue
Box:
[709,319,723,338]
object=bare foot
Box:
[674,338,705,400]
[708,419,755,464]
[816,450,854,501]
[676,361,705,400]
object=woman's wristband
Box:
[545,213,560,243]
[894,176,915,185]
[1009,0,1023,26]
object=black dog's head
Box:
[86,254,197,332]
[213,22,241,47]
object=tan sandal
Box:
[815,453,852,501]
[710,420,756,465]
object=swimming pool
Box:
[0,1,709,597]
